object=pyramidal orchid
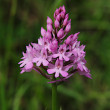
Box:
[19,6,92,110]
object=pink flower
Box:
[50,39,58,53]
[19,5,92,81]
[33,49,49,66]
[18,45,35,73]
[47,59,68,78]
[77,60,88,72]
[38,37,50,51]
[53,44,69,61]
[78,69,92,79]
[31,43,42,51]
[72,44,85,57]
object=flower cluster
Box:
[19,6,92,82]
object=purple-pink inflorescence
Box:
[19,6,92,83]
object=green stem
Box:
[52,76,59,110]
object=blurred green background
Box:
[0,0,110,110]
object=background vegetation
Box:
[0,0,110,110]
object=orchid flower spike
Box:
[19,6,92,84]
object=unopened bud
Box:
[56,14,61,21]
[63,17,68,26]
[65,35,73,44]
[73,32,80,41]
[61,12,65,19]
[41,27,46,37]
[47,16,53,24]
[54,19,60,28]
[62,5,66,14]
[57,28,64,38]
[47,24,53,32]
[65,21,71,33]
[65,14,69,20]
[46,31,52,39]
[50,39,58,53]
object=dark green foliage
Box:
[0,0,110,110]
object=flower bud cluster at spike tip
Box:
[19,6,92,82]
[54,6,71,40]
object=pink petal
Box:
[37,61,42,66]
[85,73,92,79]
[83,65,88,72]
[25,62,33,70]
[20,70,25,74]
[20,62,25,67]
[63,65,73,71]
[33,58,39,62]
[73,49,77,56]
[48,63,55,68]
[63,56,69,61]
[60,71,68,77]
[43,60,49,66]
[47,69,55,74]
[77,63,83,71]
[55,71,60,78]
[38,37,43,45]
[53,54,59,58]
[18,61,23,64]
[59,55,63,60]
[21,57,25,59]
